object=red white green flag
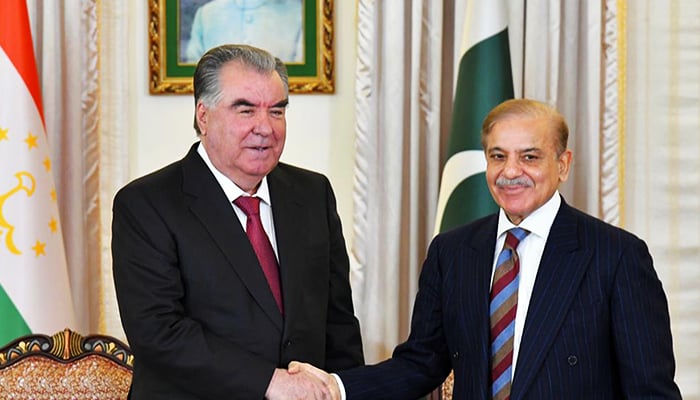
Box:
[0,0,75,346]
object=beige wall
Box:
[128,1,358,242]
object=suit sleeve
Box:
[111,185,275,400]
[322,177,365,371]
[338,236,453,399]
[612,237,682,399]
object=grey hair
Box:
[481,98,569,155]
[192,44,289,135]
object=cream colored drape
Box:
[28,0,127,339]
[95,1,130,339]
[29,0,98,335]
[351,0,448,362]
[512,0,603,215]
[625,2,700,396]
[518,1,700,396]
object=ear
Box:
[558,149,573,182]
[195,102,208,134]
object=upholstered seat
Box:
[429,370,454,400]
[0,328,133,399]
[440,371,454,399]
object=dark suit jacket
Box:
[112,143,364,399]
[339,199,681,399]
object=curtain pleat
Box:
[625,2,700,397]
[29,0,128,340]
[351,0,445,363]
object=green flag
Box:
[434,1,514,234]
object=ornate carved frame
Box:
[148,0,335,94]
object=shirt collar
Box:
[497,191,561,240]
[197,142,272,206]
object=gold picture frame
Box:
[148,0,334,94]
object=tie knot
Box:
[234,196,261,217]
[505,227,530,249]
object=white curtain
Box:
[518,1,700,397]
[625,2,700,397]
[513,0,603,215]
[28,0,127,339]
[29,0,96,335]
[351,0,447,362]
[95,0,130,338]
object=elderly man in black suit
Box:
[112,44,363,400]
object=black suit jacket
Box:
[112,143,364,399]
[339,199,680,399]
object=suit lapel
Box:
[267,166,305,332]
[181,144,283,330]
[458,217,499,398]
[511,201,593,399]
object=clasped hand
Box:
[265,361,340,400]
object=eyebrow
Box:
[232,99,255,107]
[231,99,289,108]
[487,146,542,154]
[273,99,289,108]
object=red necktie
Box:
[234,196,283,314]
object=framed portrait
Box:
[148,0,334,94]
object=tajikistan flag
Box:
[434,0,514,234]
[0,0,76,346]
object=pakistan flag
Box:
[434,0,514,234]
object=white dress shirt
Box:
[197,143,279,259]
[492,191,561,376]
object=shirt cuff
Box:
[331,373,347,400]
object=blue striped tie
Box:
[490,227,529,400]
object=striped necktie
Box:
[490,227,529,400]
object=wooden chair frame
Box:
[0,328,133,399]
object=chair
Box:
[429,370,454,400]
[0,328,133,399]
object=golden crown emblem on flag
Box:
[0,172,36,255]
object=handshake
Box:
[265,361,342,400]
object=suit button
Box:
[452,352,459,359]
[284,340,292,348]
[567,355,578,366]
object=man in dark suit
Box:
[112,44,363,399]
[293,98,681,399]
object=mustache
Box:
[496,177,534,187]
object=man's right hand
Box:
[287,361,341,400]
[265,366,336,400]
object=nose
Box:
[502,157,521,177]
[253,113,273,136]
